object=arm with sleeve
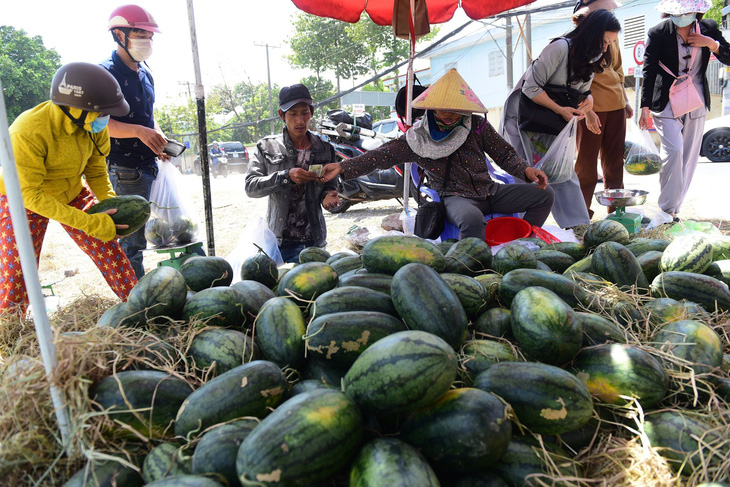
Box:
[244,140,293,198]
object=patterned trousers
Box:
[0,187,137,312]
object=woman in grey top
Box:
[501,9,622,229]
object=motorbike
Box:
[315,118,421,214]
[209,151,228,178]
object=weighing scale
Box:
[594,189,648,234]
[145,241,204,269]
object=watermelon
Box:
[642,297,710,326]
[493,243,537,275]
[591,241,649,289]
[305,311,407,366]
[174,360,287,438]
[362,235,445,275]
[474,362,594,435]
[474,273,502,304]
[572,344,667,408]
[276,261,338,301]
[182,287,246,329]
[236,389,363,487]
[660,233,714,274]
[440,273,490,319]
[191,419,258,486]
[179,256,233,291]
[240,251,278,289]
[437,238,459,254]
[443,237,493,276]
[543,242,587,261]
[644,411,722,474]
[637,250,664,283]
[97,301,135,328]
[493,436,582,487]
[583,219,630,248]
[651,271,730,312]
[188,328,259,375]
[145,476,224,487]
[498,268,595,310]
[654,320,723,376]
[460,339,520,382]
[126,266,188,325]
[564,254,594,275]
[472,307,512,338]
[624,152,662,175]
[143,442,193,483]
[298,246,330,263]
[64,459,144,487]
[533,249,575,274]
[92,370,193,438]
[255,297,306,368]
[329,254,363,276]
[230,279,276,318]
[625,238,670,257]
[535,260,552,272]
[399,388,512,472]
[88,194,151,236]
[145,218,173,247]
[576,312,627,346]
[343,330,457,413]
[705,259,730,286]
[313,286,397,318]
[711,237,730,261]
[349,438,440,487]
[390,263,468,350]
[170,215,197,244]
[301,358,349,388]
[290,379,333,396]
[326,250,358,264]
[338,273,393,294]
[510,286,582,365]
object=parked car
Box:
[372,118,403,139]
[700,114,730,162]
[193,141,249,175]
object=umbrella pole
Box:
[402,0,417,235]
[187,0,216,256]
[0,82,72,455]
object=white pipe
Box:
[402,0,418,235]
[0,83,72,451]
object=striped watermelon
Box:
[240,251,278,289]
[191,419,258,486]
[492,436,583,487]
[576,312,627,346]
[337,273,393,295]
[534,249,576,274]
[591,241,650,289]
[474,362,594,435]
[174,360,286,438]
[440,273,490,319]
[179,256,233,291]
[362,235,445,274]
[637,250,664,283]
[583,219,630,248]
[344,330,457,413]
[182,287,247,329]
[651,272,730,312]
[144,476,224,486]
[65,459,144,487]
[187,328,259,375]
[460,339,520,381]
[255,297,306,368]
[313,286,397,318]
[236,389,363,486]
[625,238,670,256]
[126,266,188,324]
[443,237,493,276]
[654,320,723,375]
[642,297,711,326]
[276,261,338,300]
[143,442,193,483]
[349,438,440,487]
[472,307,512,338]
[660,233,714,274]
[572,344,667,408]
[711,236,730,261]
[87,194,150,236]
[493,243,537,275]
[298,246,330,263]
[400,388,511,473]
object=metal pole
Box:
[187,0,215,256]
[265,44,275,135]
[506,17,513,91]
[0,81,72,453]
[402,0,417,235]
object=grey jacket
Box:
[245,129,338,247]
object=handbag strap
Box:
[416,159,452,200]
[659,23,699,79]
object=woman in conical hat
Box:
[319,69,554,240]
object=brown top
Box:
[591,41,627,112]
[340,116,530,200]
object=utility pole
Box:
[255,43,280,135]
[505,17,513,91]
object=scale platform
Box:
[594,189,648,234]
[144,241,205,269]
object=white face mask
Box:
[127,38,153,62]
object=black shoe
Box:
[672,215,681,223]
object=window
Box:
[623,15,645,49]
[489,50,504,77]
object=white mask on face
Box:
[127,38,153,62]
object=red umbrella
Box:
[291,0,537,232]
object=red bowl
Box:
[484,217,532,246]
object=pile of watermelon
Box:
[145,214,198,248]
[623,140,663,176]
[49,224,730,485]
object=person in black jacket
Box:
[638,0,730,221]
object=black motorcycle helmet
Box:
[50,62,129,116]
[395,84,428,123]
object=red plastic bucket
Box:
[484,217,532,246]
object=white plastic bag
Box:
[534,117,578,184]
[226,217,283,283]
[624,119,662,175]
[147,160,200,247]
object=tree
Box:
[0,26,61,125]
[299,75,337,118]
[704,0,725,24]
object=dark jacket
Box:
[245,129,338,247]
[641,18,730,112]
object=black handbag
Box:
[518,39,590,136]
[414,161,452,240]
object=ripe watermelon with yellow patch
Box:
[624,152,662,175]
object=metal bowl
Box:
[594,189,648,208]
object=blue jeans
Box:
[107,163,158,278]
[279,240,314,264]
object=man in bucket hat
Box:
[319,69,554,240]
[245,83,340,263]
[638,0,730,221]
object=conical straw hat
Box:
[411,69,488,114]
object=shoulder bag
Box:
[658,34,704,118]
[414,161,452,240]
[518,38,591,136]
